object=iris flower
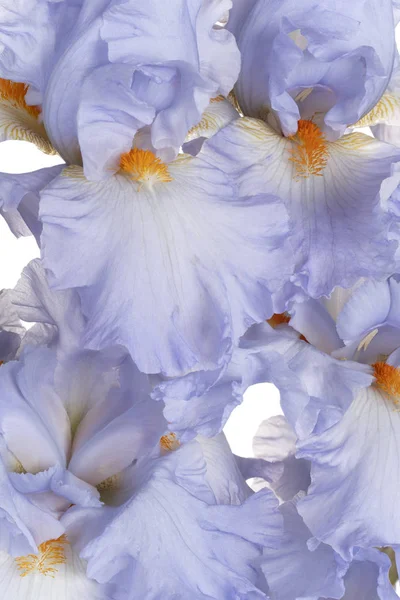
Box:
[246,413,398,599]
[269,277,400,561]
[0,260,283,599]
[0,0,295,377]
[205,0,400,300]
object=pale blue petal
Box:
[333,276,400,363]
[329,548,398,600]
[77,64,155,180]
[0,166,63,241]
[0,0,73,92]
[205,118,400,298]
[290,298,343,354]
[297,383,400,559]
[0,349,70,473]
[0,459,64,555]
[40,154,293,375]
[197,434,251,504]
[62,443,282,599]
[11,258,85,354]
[253,415,310,501]
[42,2,109,164]
[234,0,396,136]
[0,290,24,362]
[67,355,165,487]
[182,97,240,156]
[100,0,240,160]
[336,279,392,341]
[261,500,347,600]
[154,324,306,439]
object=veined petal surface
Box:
[298,383,400,559]
[0,0,71,92]
[100,0,241,160]
[40,153,293,375]
[205,117,400,298]
[63,443,282,599]
[0,80,55,154]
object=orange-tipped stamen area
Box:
[119,148,173,186]
[0,79,40,120]
[373,362,400,405]
[160,432,180,454]
[267,313,291,328]
[15,535,69,578]
[289,119,329,179]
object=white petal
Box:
[0,541,106,599]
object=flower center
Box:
[160,432,180,453]
[289,120,328,179]
[373,362,400,403]
[15,535,68,578]
[119,148,173,185]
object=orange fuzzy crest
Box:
[373,362,400,403]
[15,535,68,578]
[289,120,328,179]
[0,79,40,119]
[160,432,180,453]
[268,313,291,328]
[120,148,173,184]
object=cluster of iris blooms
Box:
[0,0,400,598]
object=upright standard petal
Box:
[42,1,110,165]
[234,0,396,138]
[62,443,282,599]
[40,149,293,375]
[100,0,241,161]
[0,0,70,92]
[205,117,400,298]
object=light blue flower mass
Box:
[39,149,294,376]
[63,439,282,599]
[203,0,400,301]
[249,413,398,600]
[0,0,240,179]
[270,280,400,561]
[0,337,284,597]
[204,107,400,301]
[229,0,396,139]
[1,0,400,596]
